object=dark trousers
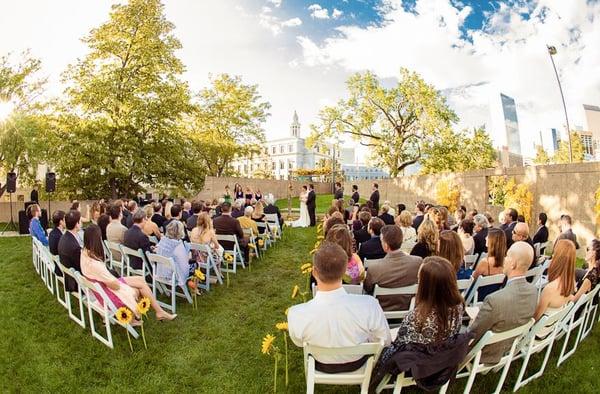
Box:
[308,205,316,227]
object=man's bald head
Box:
[505,241,534,275]
[512,222,530,241]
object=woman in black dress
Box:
[234,183,244,200]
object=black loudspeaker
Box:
[40,208,48,229]
[18,208,47,235]
[46,172,56,193]
[6,172,17,193]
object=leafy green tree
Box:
[308,69,457,177]
[51,0,199,199]
[186,74,270,177]
[420,126,496,174]
[533,145,551,165]
[553,131,585,164]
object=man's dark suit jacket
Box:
[351,191,360,204]
[213,214,244,251]
[264,204,283,229]
[306,190,316,226]
[121,209,130,227]
[187,214,200,231]
[379,212,395,225]
[231,208,244,219]
[151,213,165,230]
[58,231,82,292]
[369,190,380,213]
[503,221,517,249]
[49,227,63,276]
[532,225,549,245]
[182,210,190,222]
[358,236,386,261]
[473,227,488,257]
[412,214,424,231]
[125,212,135,228]
[123,225,152,269]
[334,188,344,200]
[353,227,371,246]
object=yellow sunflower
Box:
[194,269,205,281]
[258,239,265,247]
[136,297,150,315]
[275,322,288,331]
[261,334,276,355]
[291,285,299,299]
[224,253,234,263]
[116,307,133,325]
[300,263,313,274]
[284,307,290,316]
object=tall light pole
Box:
[547,45,573,163]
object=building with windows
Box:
[230,112,343,180]
[342,164,389,180]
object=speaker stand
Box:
[1,192,17,234]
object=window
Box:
[288,144,293,153]
[288,161,294,170]
[280,161,284,170]
[280,145,284,154]
[272,161,276,170]
[250,164,254,171]
[272,146,276,154]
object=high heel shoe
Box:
[156,313,177,321]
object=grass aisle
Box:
[1,231,599,393]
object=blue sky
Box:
[1,0,599,161]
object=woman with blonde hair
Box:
[325,224,365,284]
[163,201,173,221]
[252,201,267,234]
[395,210,416,244]
[190,212,223,272]
[142,204,161,239]
[534,239,576,320]
[410,218,438,258]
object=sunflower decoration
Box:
[275,322,290,386]
[261,333,276,355]
[260,333,282,392]
[291,285,299,299]
[300,263,313,275]
[137,297,150,315]
[194,269,205,282]
[224,253,234,264]
[116,307,135,352]
[258,239,265,247]
[275,322,288,331]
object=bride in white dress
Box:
[291,186,310,228]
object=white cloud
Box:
[308,4,330,19]
[281,17,302,27]
[332,8,343,19]
[297,0,600,157]
[267,0,282,8]
[259,7,302,35]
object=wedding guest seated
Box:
[325,224,365,284]
[353,211,371,245]
[125,200,138,228]
[190,212,223,269]
[472,214,489,257]
[458,218,475,255]
[123,209,154,270]
[412,202,425,231]
[186,201,203,230]
[472,228,507,300]
[511,222,536,267]
[556,214,580,249]
[323,211,345,236]
[28,204,48,246]
[439,230,471,280]
[395,210,417,244]
[438,207,451,231]
[358,217,386,262]
[532,212,549,251]
[534,239,575,320]
[410,218,438,258]
[371,256,464,385]
[501,208,518,249]
[238,206,259,236]
[49,210,66,256]
[263,194,283,232]
[156,221,194,288]
[107,204,128,260]
[80,224,176,322]
[287,242,391,370]
[364,225,422,311]
[181,201,192,222]
[58,210,83,292]
[162,204,182,233]
[97,214,110,240]
[162,201,173,225]
[452,208,466,231]
[213,202,248,260]
[469,242,537,364]
[151,202,165,229]
[231,199,245,219]
[251,201,267,234]
[378,205,395,225]
[573,239,600,301]
[142,204,161,240]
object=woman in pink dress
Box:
[325,224,365,284]
[80,225,176,322]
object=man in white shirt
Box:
[288,242,391,371]
[106,204,128,260]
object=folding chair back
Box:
[264,214,282,240]
[216,234,245,273]
[457,278,473,295]
[76,272,115,348]
[464,254,478,269]
[55,260,86,328]
[120,245,150,278]
[373,284,418,321]
[186,242,223,290]
[303,341,384,394]
[242,228,260,259]
[104,240,124,275]
[457,319,534,394]
[146,252,192,313]
[465,274,505,306]
[581,283,600,340]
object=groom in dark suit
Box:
[306,184,317,227]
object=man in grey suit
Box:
[469,241,537,364]
[363,225,422,311]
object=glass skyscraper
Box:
[500,93,522,155]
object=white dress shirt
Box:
[288,287,391,364]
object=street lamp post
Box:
[547,45,573,163]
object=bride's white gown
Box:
[291,192,310,228]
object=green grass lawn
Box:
[1,230,600,393]
[275,193,366,217]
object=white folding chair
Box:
[373,284,418,324]
[581,284,600,340]
[186,242,224,291]
[512,304,572,390]
[55,260,86,328]
[242,228,260,260]
[464,274,506,306]
[37,242,56,295]
[216,234,245,273]
[120,245,151,278]
[533,241,548,258]
[303,341,384,394]
[51,255,69,309]
[145,252,192,313]
[265,213,282,241]
[464,254,478,270]
[363,258,384,269]
[455,319,534,394]
[256,222,271,249]
[556,285,600,366]
[457,278,473,296]
[104,240,124,275]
